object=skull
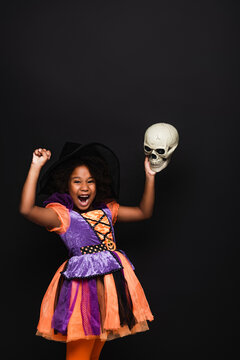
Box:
[144,123,179,172]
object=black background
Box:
[2,1,239,359]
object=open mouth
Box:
[78,195,90,206]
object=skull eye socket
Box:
[144,146,152,152]
[156,148,165,154]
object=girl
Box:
[19,142,162,360]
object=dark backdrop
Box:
[2,1,239,359]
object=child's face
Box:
[68,165,97,212]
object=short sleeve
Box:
[45,202,70,234]
[106,201,119,225]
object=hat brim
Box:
[38,142,120,198]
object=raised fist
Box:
[32,148,51,167]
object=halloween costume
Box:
[36,142,153,343]
[36,193,153,342]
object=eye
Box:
[156,148,165,154]
[74,180,80,183]
[144,146,152,152]
[88,179,95,183]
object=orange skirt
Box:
[36,251,154,342]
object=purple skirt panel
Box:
[62,251,123,279]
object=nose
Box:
[151,153,157,160]
[80,182,89,191]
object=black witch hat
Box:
[38,142,120,199]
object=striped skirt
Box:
[36,251,154,342]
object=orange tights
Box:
[66,339,105,360]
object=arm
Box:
[117,157,156,222]
[19,148,61,228]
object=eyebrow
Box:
[71,176,94,180]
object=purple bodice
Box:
[59,205,123,279]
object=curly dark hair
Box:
[44,155,115,204]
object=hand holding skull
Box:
[144,157,156,176]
